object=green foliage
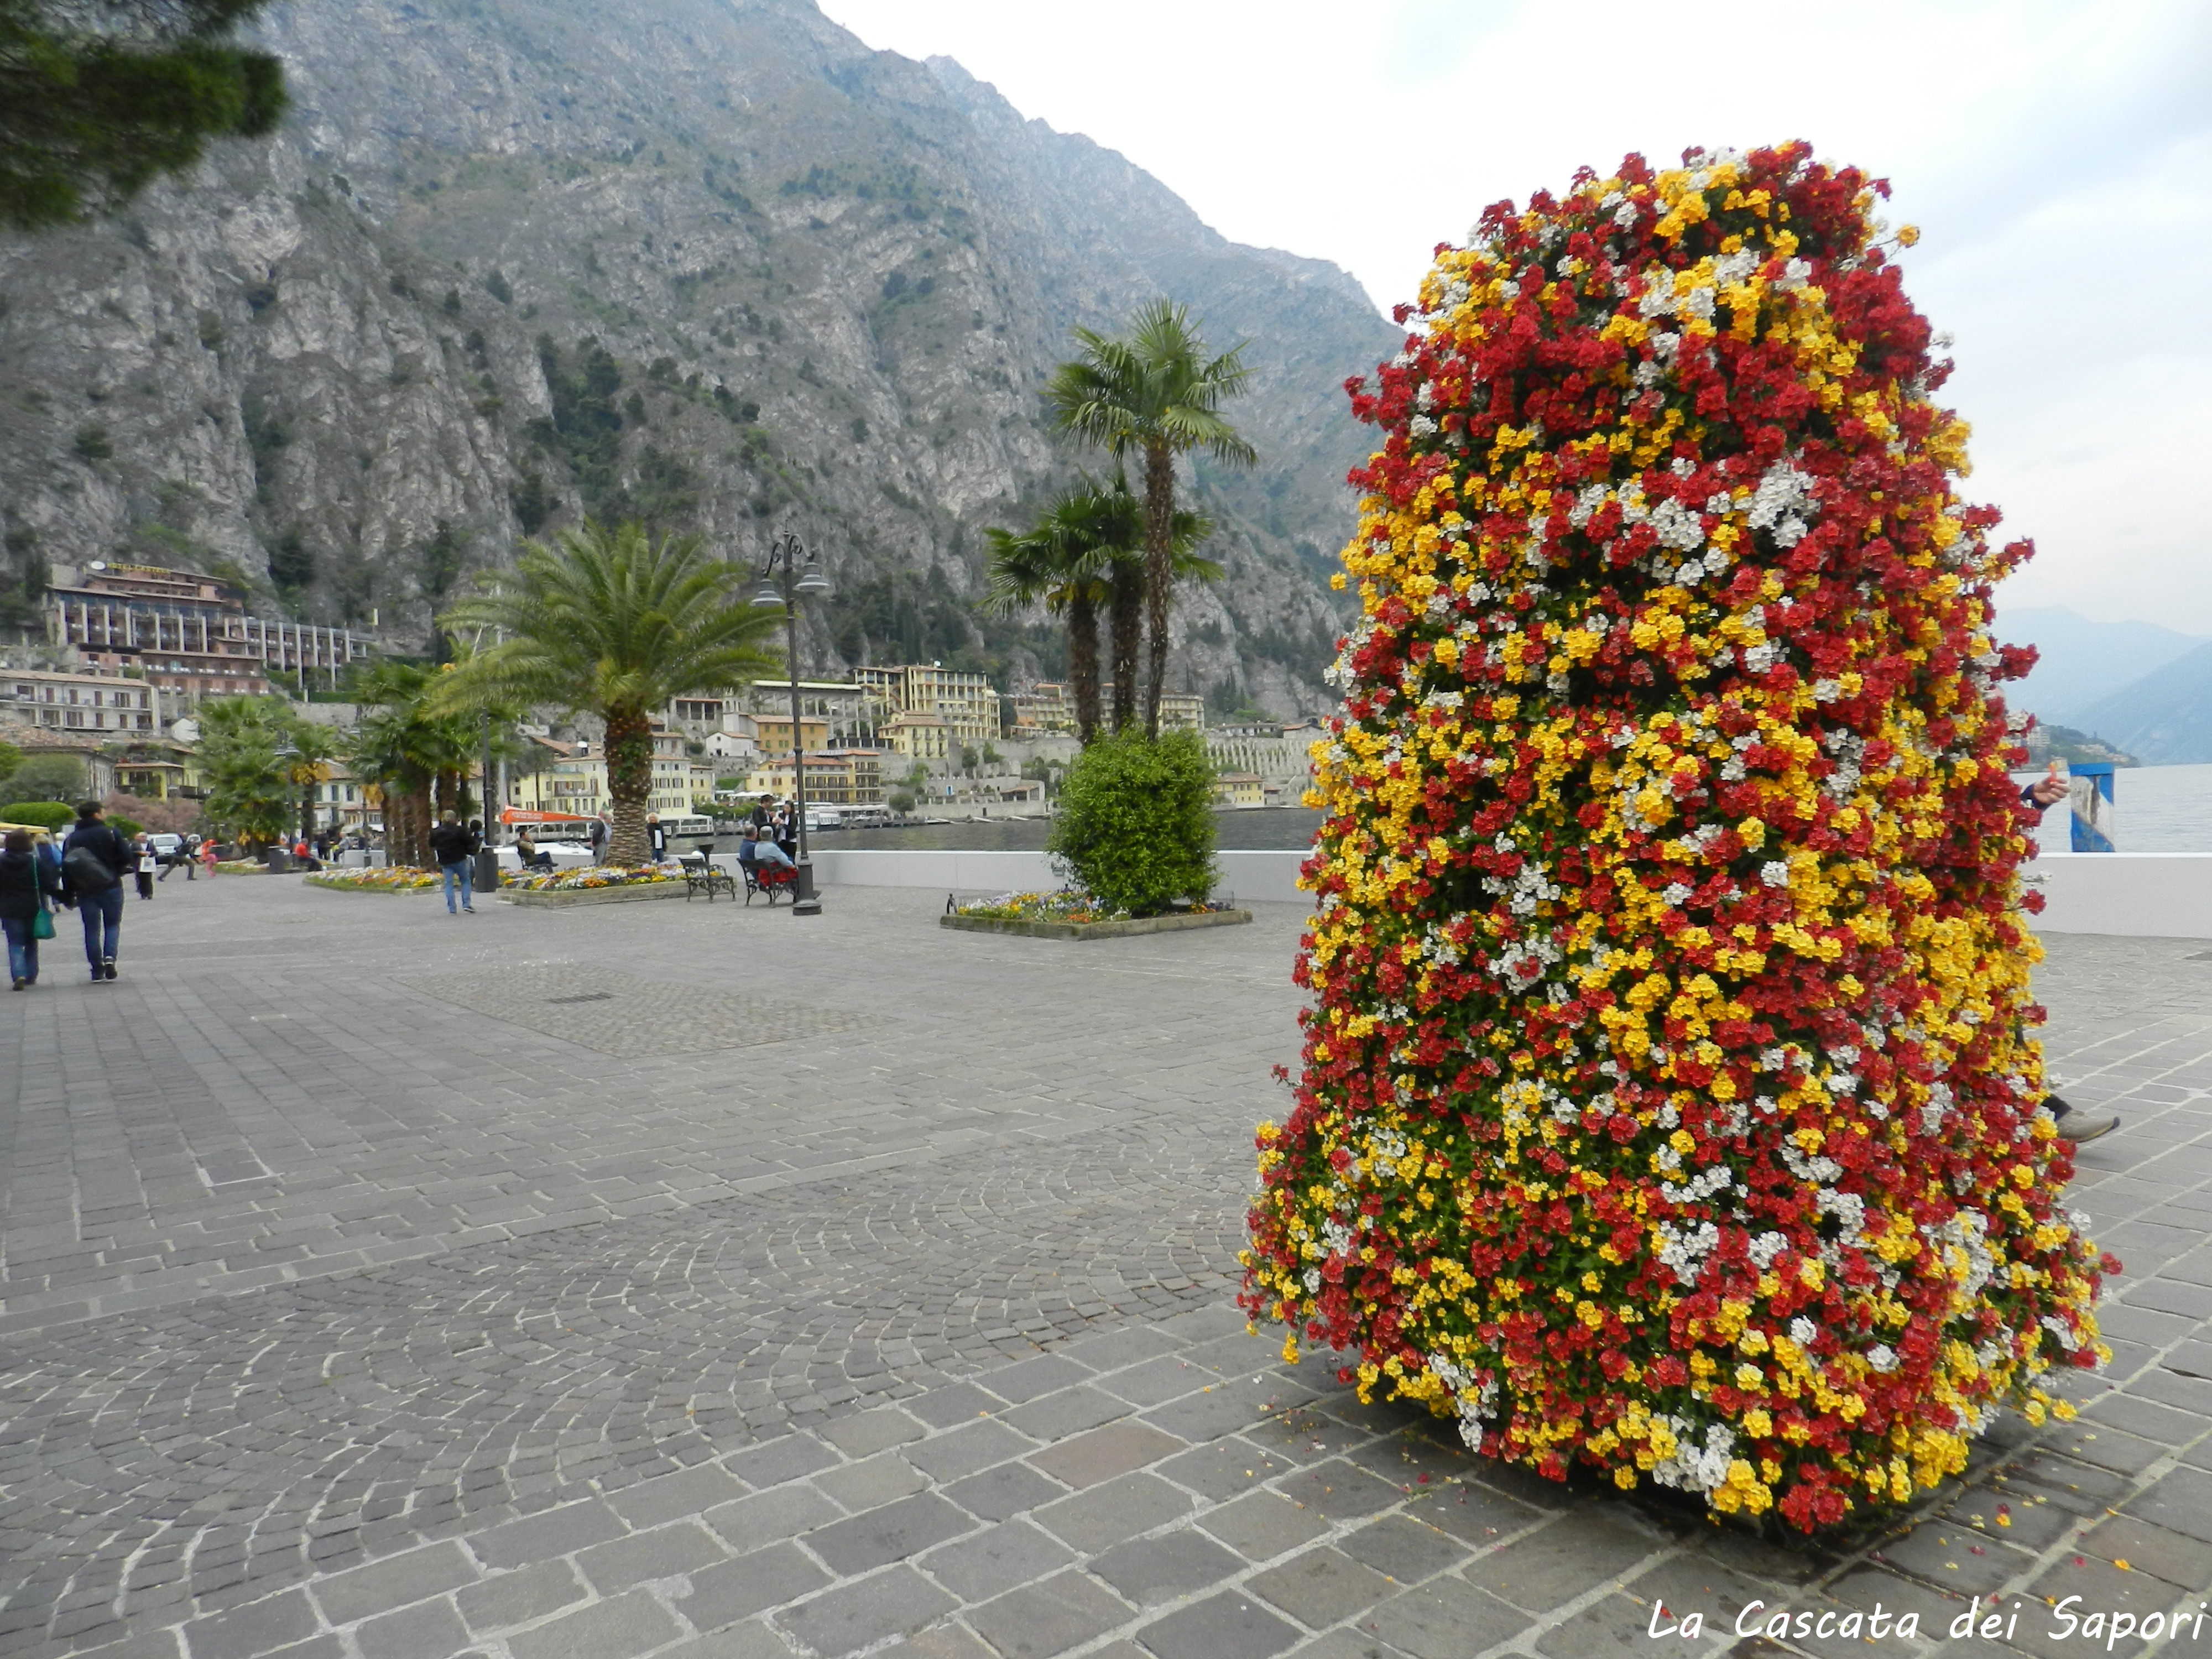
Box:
[531,333,627,518]
[483,267,512,304]
[1048,729,1217,916]
[1046,300,1253,737]
[0,737,19,788]
[887,788,916,815]
[108,814,143,838]
[5,753,85,801]
[72,422,112,460]
[268,526,314,593]
[510,469,554,535]
[433,520,782,864]
[194,697,301,848]
[0,0,288,231]
[0,800,73,832]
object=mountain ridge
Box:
[0,0,1401,714]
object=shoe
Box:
[9,978,20,992]
[91,967,106,984]
[463,906,476,913]
[103,960,117,981]
[2063,1114,2120,1144]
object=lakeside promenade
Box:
[1,879,2206,1659]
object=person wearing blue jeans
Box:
[427,812,478,915]
[1,828,62,990]
[60,801,131,982]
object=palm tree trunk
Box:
[1142,439,1175,738]
[1067,588,1102,744]
[1109,566,1141,734]
[603,707,654,865]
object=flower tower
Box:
[1241,144,2114,1530]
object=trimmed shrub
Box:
[1,801,74,832]
[1241,143,2111,1532]
[1048,728,1216,916]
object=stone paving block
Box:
[943,1459,1068,1522]
[454,1560,588,1632]
[1155,1306,1251,1342]
[606,1463,749,1528]
[1098,1357,1222,1410]
[574,1520,727,1594]
[1820,1564,1969,1632]
[981,1355,1094,1403]
[1090,1527,1246,1608]
[307,1540,476,1625]
[1152,1437,1297,1504]
[773,1565,956,1659]
[1033,1471,1194,1553]
[469,1500,625,1569]
[1248,1545,1397,1626]
[817,1452,931,1512]
[1057,1326,1187,1371]
[1366,1576,1532,1659]
[1197,1489,1333,1562]
[1282,1633,1401,1659]
[919,1516,1076,1603]
[904,1420,1039,1483]
[1623,1553,1771,1631]
[657,1623,792,1659]
[181,1588,319,1659]
[2122,1464,2212,1545]
[1003,1385,1134,1440]
[505,1589,683,1659]
[872,1627,1000,1659]
[677,1542,830,1629]
[1397,1480,1542,1548]
[353,1597,470,1659]
[806,1493,976,1575]
[1028,1421,1188,1490]
[2008,1554,2177,1659]
[967,1568,1136,1658]
[702,1486,844,1555]
[2004,1452,2137,1516]
[72,1632,185,1659]
[2045,1425,2168,1478]
[1939,1487,2080,1552]
[906,1383,1008,1428]
[1272,1458,1404,1524]
[818,1407,928,1459]
[1335,1513,1470,1585]
[1135,1589,1302,1659]
[1871,1517,2037,1595]
[1141,1377,1302,1445]
[1532,1591,1669,1659]
[2077,1514,2212,1588]
[1463,1514,1664,1615]
[727,1434,842,1489]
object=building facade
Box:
[3,667,162,734]
[45,563,372,698]
[853,664,1000,744]
[742,749,886,807]
[507,729,705,818]
[881,712,952,762]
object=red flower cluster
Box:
[1241,143,2112,1529]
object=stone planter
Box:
[498,881,689,908]
[302,877,439,894]
[940,908,1252,941]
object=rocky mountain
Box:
[0,0,1400,716]
[2072,641,2212,765]
[1994,606,2207,728]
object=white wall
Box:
[797,847,2212,939]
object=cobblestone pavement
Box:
[1,877,2207,1659]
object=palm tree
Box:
[434,520,781,866]
[1046,300,1254,736]
[987,475,1220,743]
[197,695,302,850]
[349,662,474,868]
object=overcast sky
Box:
[818,0,2211,635]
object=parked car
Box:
[146,832,185,863]
[494,838,597,873]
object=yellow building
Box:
[1214,771,1266,808]
[752,712,831,755]
[882,712,952,761]
[743,750,886,806]
[854,663,1000,743]
[508,728,701,816]
[1098,685,1206,732]
[1009,682,1074,736]
[3,667,162,734]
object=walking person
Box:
[646,812,669,861]
[1,828,62,991]
[429,811,478,914]
[60,801,129,983]
[131,832,157,900]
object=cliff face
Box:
[0,0,1399,713]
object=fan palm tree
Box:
[986,476,1219,742]
[349,662,474,868]
[1046,300,1254,737]
[434,520,781,866]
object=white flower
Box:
[1867,1344,1898,1373]
[1760,861,1791,888]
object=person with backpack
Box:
[427,811,478,914]
[60,801,130,982]
[1,828,62,990]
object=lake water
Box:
[2016,764,2212,854]
[796,769,2212,857]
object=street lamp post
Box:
[753,531,831,916]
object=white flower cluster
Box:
[1648,1416,1739,1496]
[1746,458,1819,549]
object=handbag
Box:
[32,906,55,941]
[62,845,117,893]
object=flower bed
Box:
[1240,143,2111,1532]
[213,858,273,874]
[942,889,1250,940]
[502,862,681,893]
[305,867,440,893]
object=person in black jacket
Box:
[1,828,62,990]
[427,811,478,915]
[61,801,130,982]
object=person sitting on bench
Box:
[742,827,794,872]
